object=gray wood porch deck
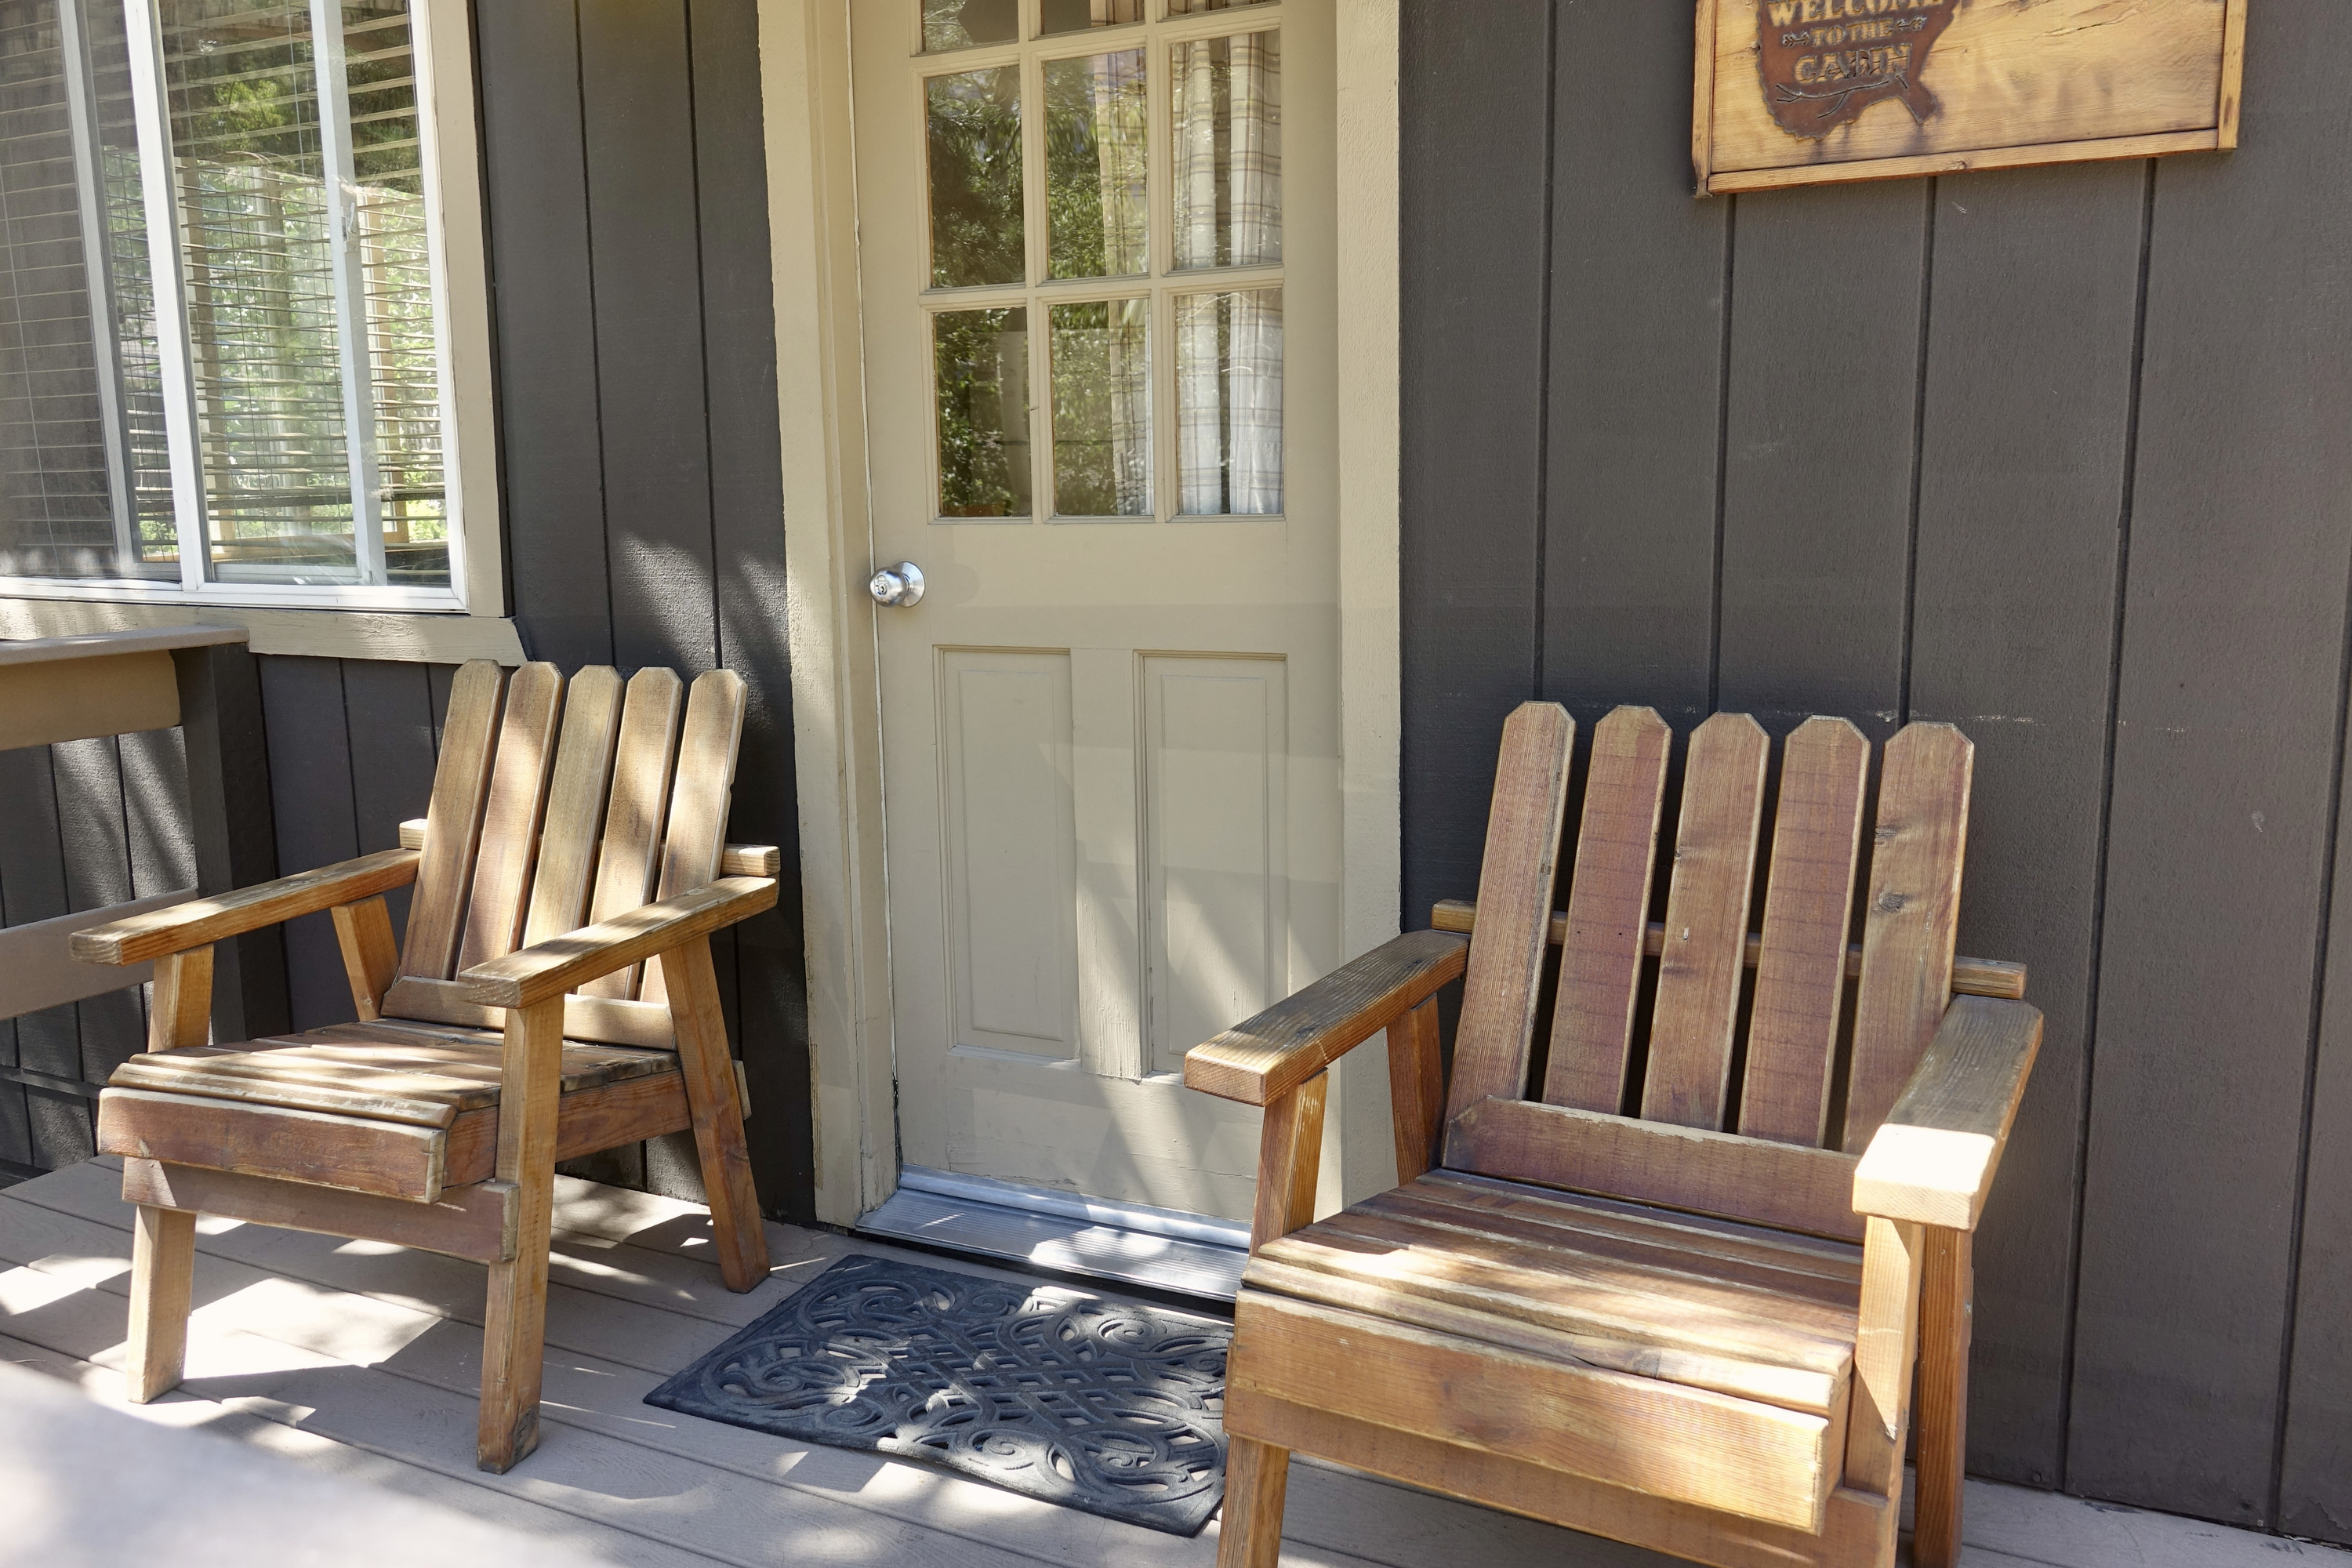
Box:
[0,1158,2326,1568]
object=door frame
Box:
[757,0,1403,1226]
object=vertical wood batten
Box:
[257,657,363,1031]
[580,0,718,677]
[476,0,611,667]
[1904,159,2145,1490]
[1397,0,1552,924]
[1540,0,1723,728]
[690,0,811,1220]
[1713,180,1927,743]
[2070,0,2352,1523]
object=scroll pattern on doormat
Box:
[645,1253,1231,1534]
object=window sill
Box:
[0,595,526,666]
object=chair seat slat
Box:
[1542,706,1669,1113]
[1639,713,1769,1131]
[1740,717,1871,1147]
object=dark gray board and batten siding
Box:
[0,0,815,1225]
[1401,0,2352,1536]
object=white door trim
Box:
[758,0,1403,1226]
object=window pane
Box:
[923,0,1016,53]
[160,0,445,586]
[935,307,1030,517]
[927,66,1024,289]
[1049,299,1147,518]
[1044,50,1145,281]
[1167,0,1272,12]
[1039,0,1143,36]
[0,0,171,581]
[1170,31,1279,270]
[1174,289,1278,516]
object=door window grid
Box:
[916,0,1283,523]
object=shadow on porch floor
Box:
[0,1158,2331,1568]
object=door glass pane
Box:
[0,0,171,580]
[1049,299,1147,517]
[935,307,1030,517]
[1038,0,1143,35]
[927,66,1024,289]
[1044,49,1145,281]
[923,0,1016,53]
[1174,289,1278,516]
[1170,31,1279,270]
[1166,0,1273,12]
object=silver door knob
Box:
[868,561,925,607]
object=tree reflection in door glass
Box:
[1045,51,1148,280]
[927,67,1024,288]
[1039,0,1144,35]
[935,308,1033,517]
[1050,300,1149,517]
[923,0,1017,52]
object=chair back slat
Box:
[1841,721,1972,1150]
[1638,713,1769,1131]
[1441,703,1576,1123]
[1540,705,1669,1112]
[1737,717,1872,1146]
[400,662,506,981]
[521,666,625,950]
[581,668,685,1000]
[454,662,565,974]
[641,670,748,1007]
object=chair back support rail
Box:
[1192,702,2042,1568]
[70,659,780,1475]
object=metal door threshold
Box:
[856,1167,1247,1302]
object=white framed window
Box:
[0,0,498,612]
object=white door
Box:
[851,0,1338,1223]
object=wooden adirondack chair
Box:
[72,659,777,1473]
[1186,703,2042,1568]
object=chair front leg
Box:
[479,995,564,1473]
[124,948,212,1403]
[659,935,770,1293]
[1913,1226,1973,1568]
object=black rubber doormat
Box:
[645,1253,1232,1534]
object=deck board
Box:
[0,1160,2319,1568]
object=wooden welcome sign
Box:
[1692,0,2247,194]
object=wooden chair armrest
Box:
[397,819,779,877]
[456,877,778,1008]
[67,850,421,966]
[1183,930,1468,1107]
[1852,994,2044,1231]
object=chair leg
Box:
[663,936,771,1293]
[1914,1227,1973,1568]
[126,1204,196,1403]
[478,996,564,1474]
[1218,1436,1290,1568]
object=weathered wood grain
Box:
[381,977,677,1051]
[1185,930,1467,1107]
[1429,900,2025,1000]
[125,1201,195,1403]
[1643,713,1769,1130]
[521,664,625,949]
[1850,996,2042,1231]
[1740,717,1870,1148]
[1443,704,1576,1121]
[1250,1071,1328,1252]
[1215,1435,1289,1568]
[477,995,564,1472]
[1844,723,1973,1152]
[122,1159,519,1264]
[1913,1226,1972,1568]
[401,661,506,982]
[456,877,777,1009]
[1842,1216,1923,1497]
[660,935,768,1291]
[1542,706,1669,1112]
[1385,998,1443,1183]
[456,662,564,975]
[96,1089,449,1203]
[330,896,401,1022]
[1444,1095,1864,1243]
[68,851,420,967]
[641,670,746,1007]
[1227,1290,1837,1532]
